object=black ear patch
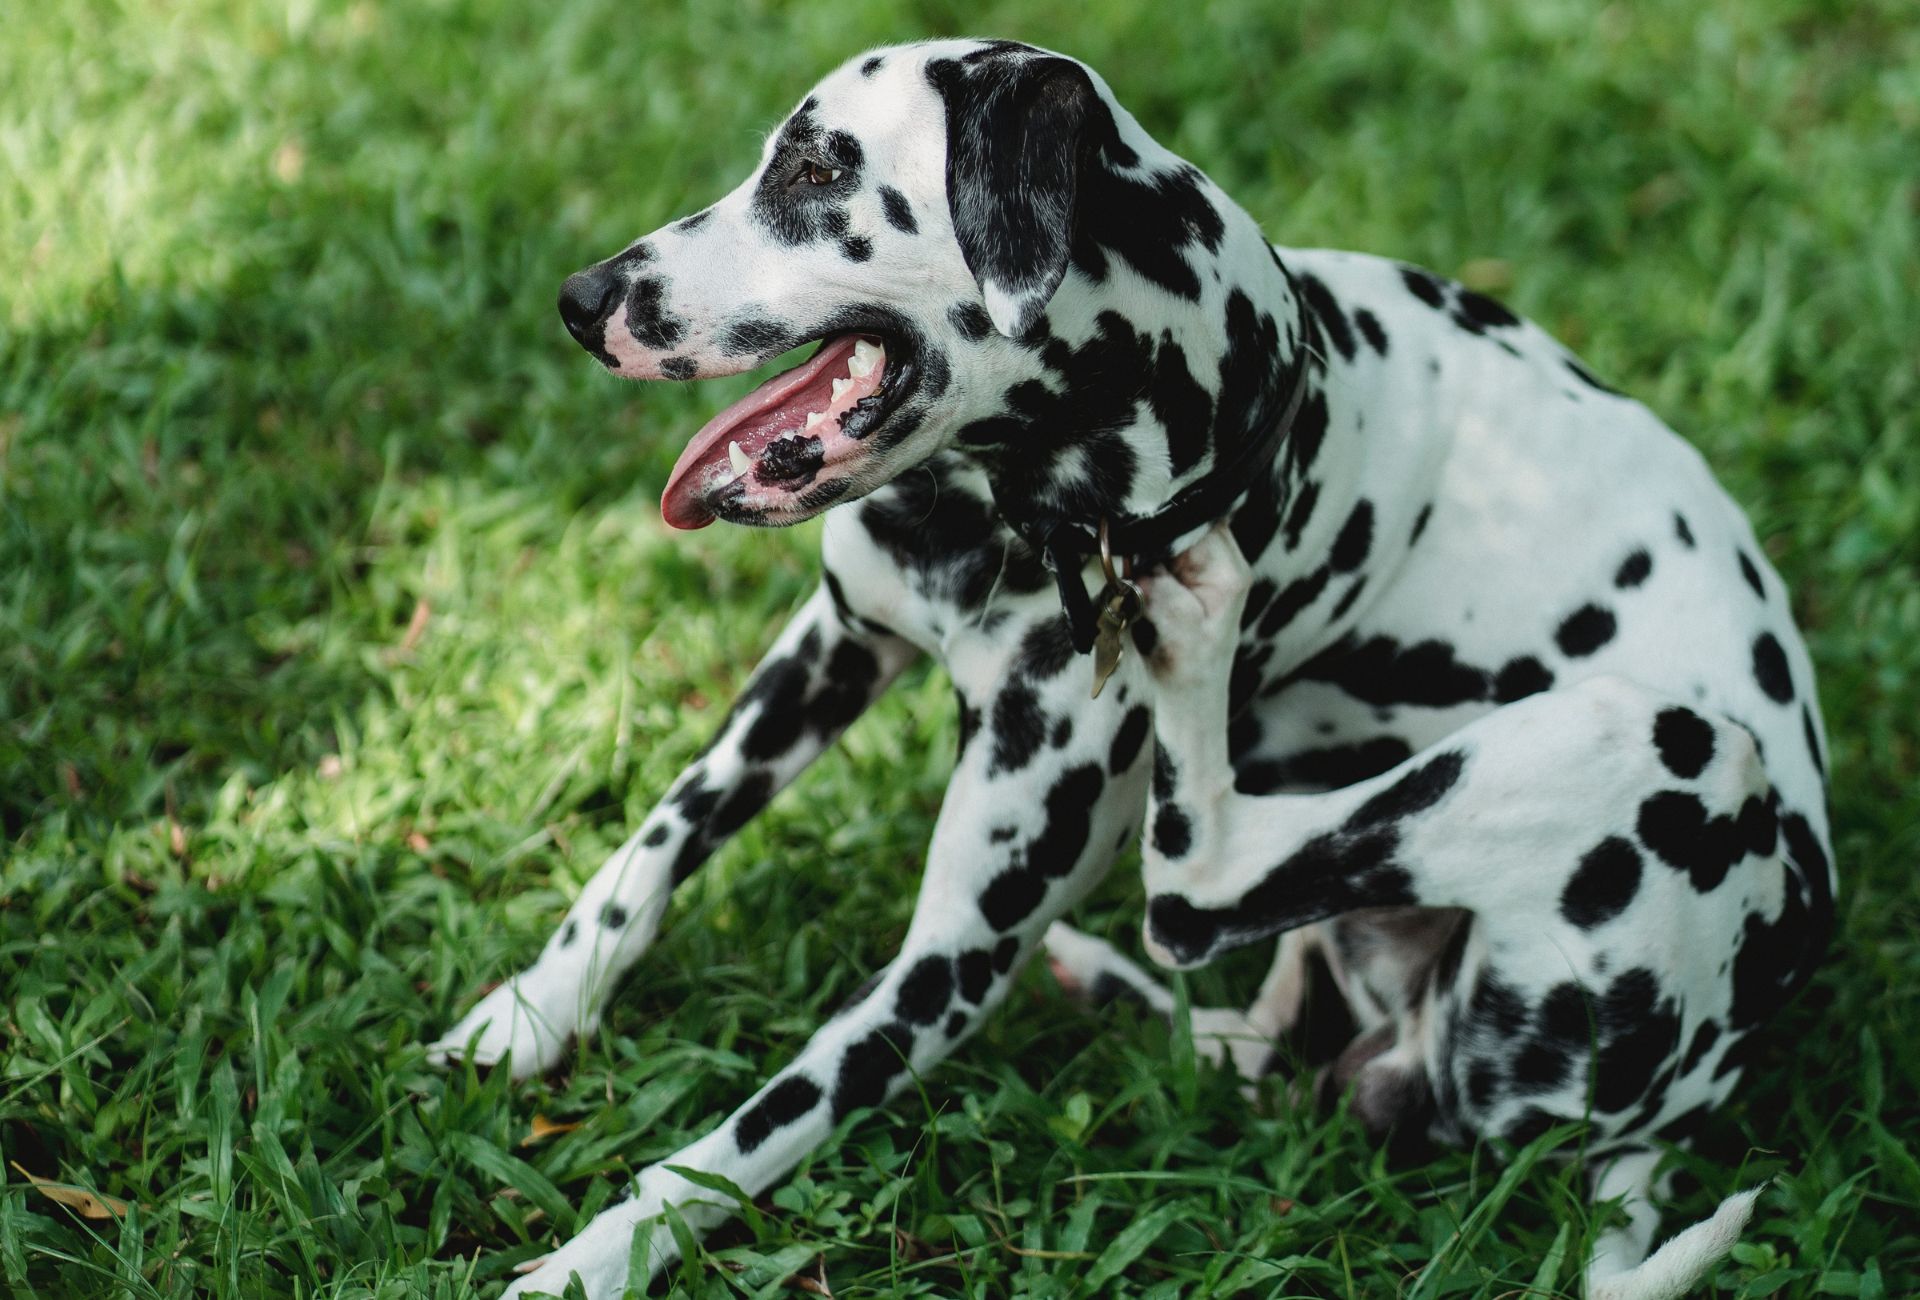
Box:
[928,51,1104,338]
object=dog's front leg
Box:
[501,615,1152,1298]
[430,583,918,1076]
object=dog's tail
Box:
[1585,1183,1763,1300]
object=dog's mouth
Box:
[662,331,915,529]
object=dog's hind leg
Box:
[1043,922,1317,1082]
[501,621,1152,1299]
[429,582,917,1076]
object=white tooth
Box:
[728,441,750,477]
[831,377,851,400]
[850,339,882,377]
[805,411,825,429]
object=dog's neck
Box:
[962,131,1323,571]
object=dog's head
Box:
[559,39,1287,531]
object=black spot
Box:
[1673,513,1695,548]
[1737,794,1778,859]
[1299,274,1355,362]
[1801,705,1826,782]
[1737,551,1764,599]
[1614,549,1652,588]
[1492,656,1554,703]
[1130,615,1158,658]
[1328,577,1368,622]
[878,185,917,234]
[1681,1020,1720,1073]
[1401,266,1446,307]
[1455,290,1520,330]
[1027,765,1105,877]
[1289,633,1489,709]
[1017,618,1077,681]
[840,236,873,262]
[643,823,670,848]
[1150,335,1214,477]
[1653,708,1715,778]
[1282,480,1320,551]
[1555,604,1616,657]
[600,904,629,930]
[832,1022,916,1119]
[623,277,685,349]
[721,317,791,357]
[659,356,698,380]
[1354,309,1389,356]
[1258,565,1330,637]
[1559,836,1643,929]
[1329,500,1374,573]
[675,210,712,232]
[1538,981,1591,1043]
[860,55,884,76]
[988,681,1048,775]
[949,301,993,340]
[1343,751,1465,832]
[1512,1040,1572,1090]
[1565,356,1621,395]
[1152,804,1193,858]
[1233,736,1412,795]
[737,1075,823,1153]
[1471,973,1531,1037]
[1592,970,1681,1112]
[709,771,775,841]
[896,956,955,1025]
[956,949,993,1003]
[1408,503,1432,545]
[1109,705,1151,776]
[1752,633,1794,704]
[979,867,1046,932]
[560,919,578,946]
[992,936,1020,972]
[1466,1060,1501,1109]
[945,1011,968,1038]
[1637,790,1742,892]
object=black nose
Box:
[558,265,619,342]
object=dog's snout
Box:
[558,265,620,341]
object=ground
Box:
[2,1,1916,1296]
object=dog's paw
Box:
[503,1167,726,1299]
[427,971,581,1078]
[502,1196,656,1299]
[1044,922,1169,1012]
[1138,522,1251,684]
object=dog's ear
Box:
[933,54,1098,339]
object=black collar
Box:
[999,351,1310,654]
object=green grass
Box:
[3,0,1916,1295]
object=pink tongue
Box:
[661,336,863,529]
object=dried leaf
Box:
[519,1115,582,1148]
[406,830,431,854]
[9,1162,130,1219]
[400,598,431,651]
[794,1258,834,1297]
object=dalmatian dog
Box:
[425,38,1832,1299]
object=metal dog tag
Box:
[1090,577,1142,699]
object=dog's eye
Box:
[799,161,842,187]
